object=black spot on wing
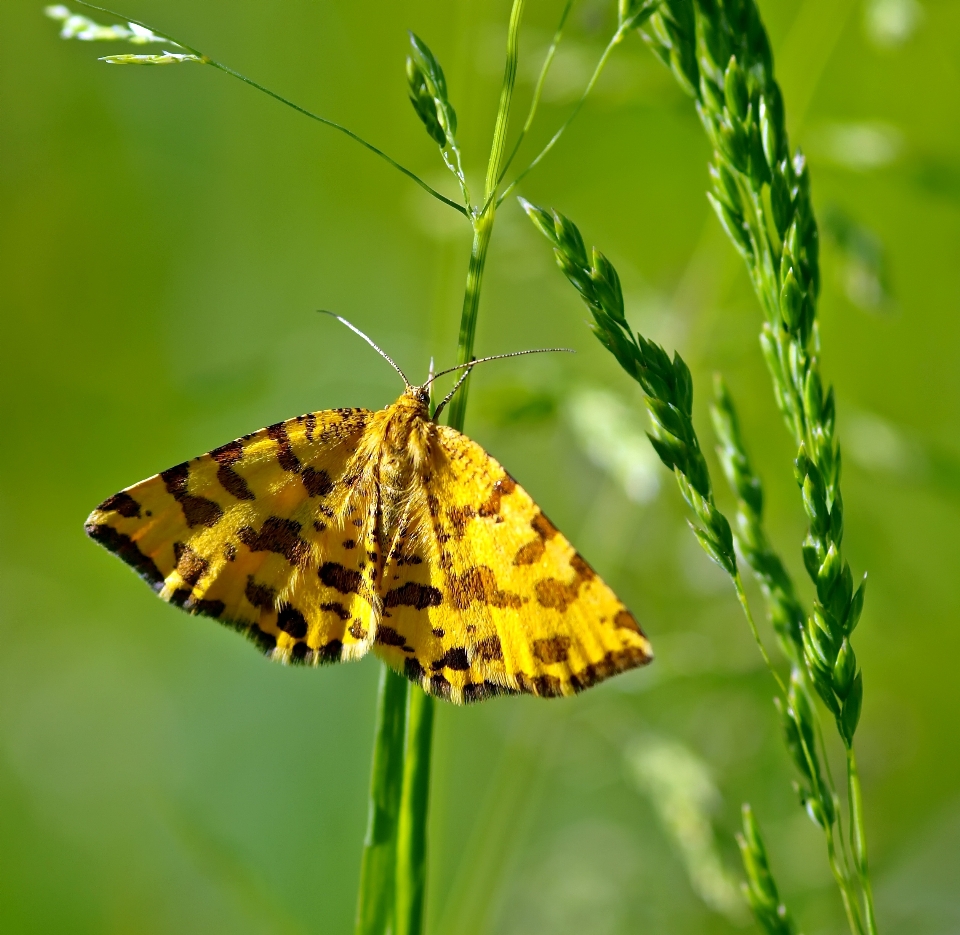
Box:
[320,601,351,620]
[319,562,362,594]
[302,467,334,497]
[173,542,208,586]
[384,582,442,610]
[85,522,163,588]
[475,636,502,661]
[429,674,452,700]
[266,422,302,473]
[210,441,255,501]
[532,635,571,664]
[404,657,426,683]
[169,588,191,607]
[160,463,224,528]
[376,626,407,647]
[277,604,308,639]
[217,466,255,502]
[349,620,368,640]
[210,441,244,464]
[317,639,344,663]
[96,492,141,518]
[248,626,277,653]
[160,463,189,498]
[238,517,310,566]
[462,681,512,704]
[245,575,276,610]
[180,496,223,529]
[191,598,226,619]
[432,647,469,671]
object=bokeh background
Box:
[3,0,959,931]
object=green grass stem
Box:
[395,689,435,935]
[391,4,527,931]
[732,571,786,696]
[354,666,410,935]
[445,0,525,432]
[848,750,877,935]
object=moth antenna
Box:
[432,360,476,422]
[318,310,411,387]
[428,356,436,413]
[425,347,574,386]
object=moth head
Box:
[397,383,431,415]
[413,384,431,409]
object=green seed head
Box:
[833,638,857,698]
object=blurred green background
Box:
[2,0,959,931]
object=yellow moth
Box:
[85,317,652,703]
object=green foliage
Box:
[523,0,883,929]
[635,1,877,930]
[39,0,909,933]
[639,0,868,758]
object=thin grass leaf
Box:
[47,0,469,217]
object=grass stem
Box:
[390,4,526,931]
[395,689,436,935]
[848,749,879,935]
[355,666,410,935]
[446,0,526,431]
[445,213,495,432]
[732,571,787,696]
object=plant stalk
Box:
[355,666,410,935]
[732,571,786,694]
[395,689,436,935]
[848,749,878,935]
[445,213,495,432]
[447,0,526,432]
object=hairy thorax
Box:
[345,387,438,554]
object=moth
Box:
[85,317,652,703]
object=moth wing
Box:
[372,425,653,703]
[85,407,382,664]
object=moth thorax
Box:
[382,399,431,465]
